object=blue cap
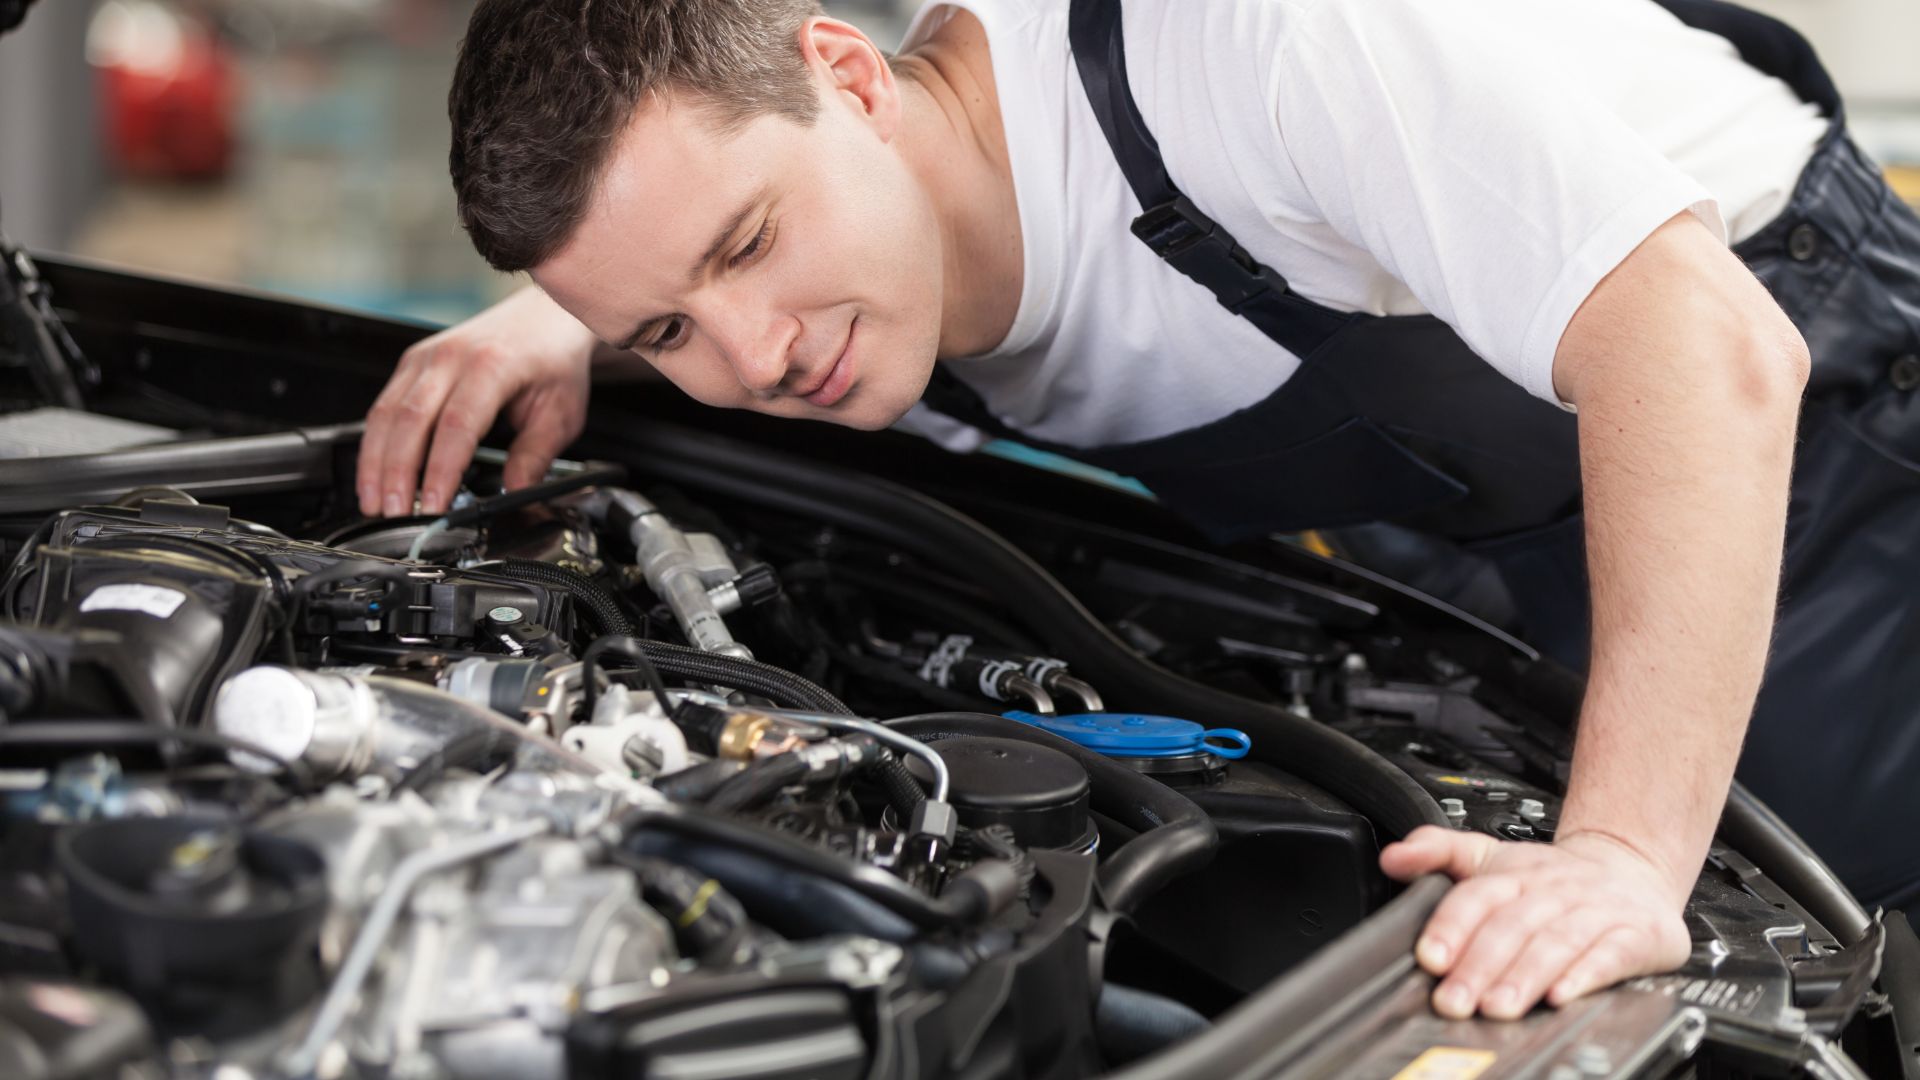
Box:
[1002,711,1251,760]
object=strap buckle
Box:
[1130,195,1289,309]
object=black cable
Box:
[441,463,628,528]
[486,558,633,639]
[704,752,809,813]
[581,635,674,723]
[888,713,1217,915]
[0,721,313,793]
[1,512,59,619]
[289,560,415,601]
[389,727,515,797]
[633,639,851,715]
[591,422,1447,837]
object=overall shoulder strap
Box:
[1066,0,1351,358]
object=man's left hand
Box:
[1380,826,1693,1020]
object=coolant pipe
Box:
[601,489,750,659]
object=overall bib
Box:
[920,0,1920,910]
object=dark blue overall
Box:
[920,0,1920,911]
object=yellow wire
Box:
[676,878,721,928]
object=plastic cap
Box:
[1002,710,1251,759]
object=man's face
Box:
[533,63,945,431]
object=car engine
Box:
[2,458,1183,1079]
[3,248,1916,1080]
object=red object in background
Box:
[96,13,236,180]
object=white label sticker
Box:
[78,583,188,619]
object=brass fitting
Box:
[715,711,774,761]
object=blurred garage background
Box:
[1,0,1916,327]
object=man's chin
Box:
[822,399,910,432]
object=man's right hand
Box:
[358,285,599,517]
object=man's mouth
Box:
[801,318,857,407]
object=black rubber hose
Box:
[610,851,753,964]
[888,713,1217,914]
[704,753,809,813]
[617,807,981,932]
[1720,780,1871,946]
[874,751,928,815]
[635,639,852,715]
[0,720,314,793]
[653,758,749,803]
[489,558,633,639]
[593,423,1446,837]
[441,463,628,528]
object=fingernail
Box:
[1486,986,1518,1017]
[421,490,441,515]
[1417,938,1450,971]
[1435,984,1472,1018]
[1551,979,1583,1004]
[383,492,404,517]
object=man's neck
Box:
[893,10,1024,360]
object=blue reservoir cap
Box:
[1002,711,1251,760]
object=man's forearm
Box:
[1555,226,1810,897]
[1379,214,1810,1019]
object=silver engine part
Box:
[266,788,673,1080]
[604,489,751,659]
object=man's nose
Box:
[706,304,799,395]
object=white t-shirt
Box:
[895,0,1828,452]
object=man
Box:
[356,0,1920,1022]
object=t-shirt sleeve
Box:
[1268,0,1726,404]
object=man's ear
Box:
[799,17,900,139]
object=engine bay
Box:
[1,254,1915,1079]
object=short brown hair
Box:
[450,0,824,272]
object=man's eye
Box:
[728,221,774,269]
[643,316,689,351]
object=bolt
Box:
[1573,1043,1612,1074]
[1519,799,1547,823]
[1441,797,1468,825]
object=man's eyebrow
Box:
[611,194,764,351]
[688,194,763,284]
